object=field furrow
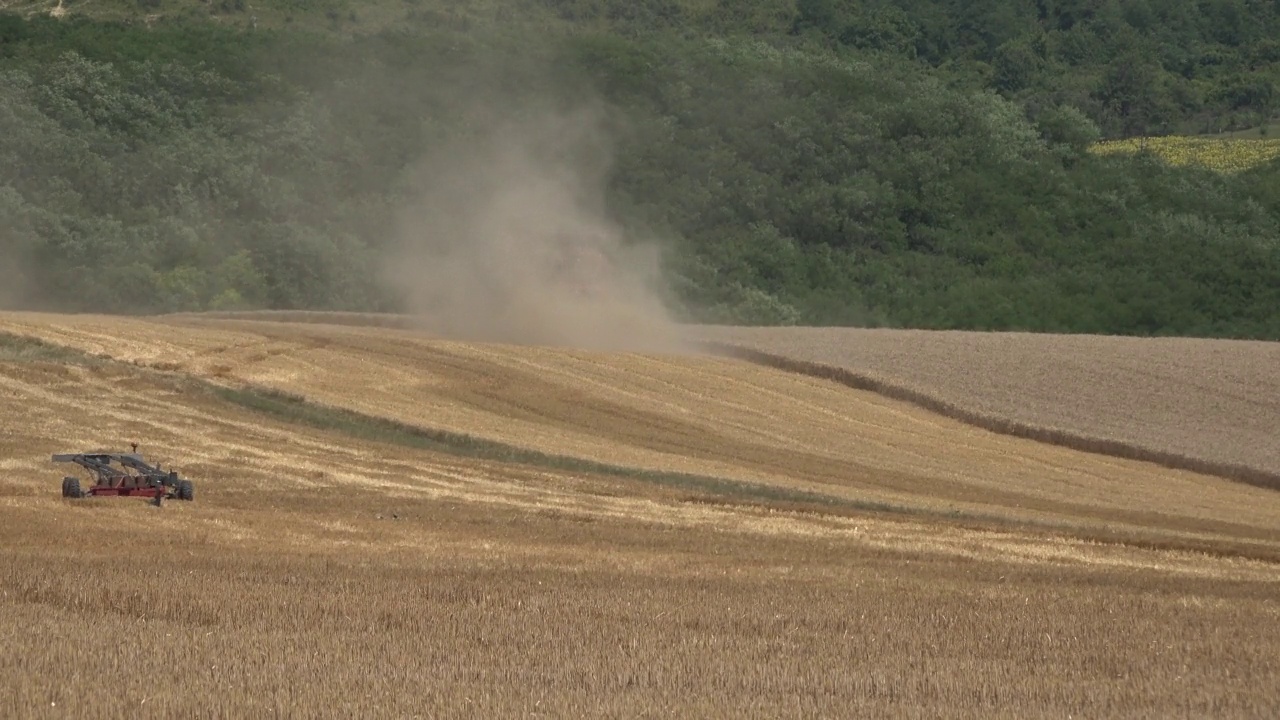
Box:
[3,312,1280,717]
[697,325,1280,483]
[3,311,1278,549]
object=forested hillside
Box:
[1,1,1278,338]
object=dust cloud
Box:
[0,238,33,312]
[379,103,694,356]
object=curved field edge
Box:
[164,311,1280,492]
[0,330,984,524]
[700,341,1280,492]
[8,328,1279,563]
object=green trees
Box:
[0,41,354,313]
[785,0,1279,137]
[0,8,1276,338]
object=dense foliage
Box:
[786,0,1280,138]
[1,3,1278,338]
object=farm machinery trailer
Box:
[55,445,195,501]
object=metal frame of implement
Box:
[54,445,194,501]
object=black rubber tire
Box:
[64,477,82,499]
[177,480,194,501]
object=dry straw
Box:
[700,341,1280,492]
[81,310,1280,494]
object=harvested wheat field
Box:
[1,311,1279,717]
[5,311,1280,547]
[697,325,1280,488]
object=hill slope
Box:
[3,311,1277,550]
[700,325,1280,485]
[3,310,1280,716]
[1,7,1278,336]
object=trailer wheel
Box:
[63,477,82,499]
[177,480,194,501]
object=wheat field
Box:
[1,311,1279,717]
[4,311,1280,545]
[697,325,1280,489]
[177,311,1280,488]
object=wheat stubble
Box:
[1,312,1278,549]
[696,325,1280,488]
[1,315,1279,717]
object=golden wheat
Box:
[165,311,1280,489]
[6,530,1279,718]
[2,315,1280,716]
[3,311,1279,551]
[1090,135,1280,171]
[696,325,1280,487]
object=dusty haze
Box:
[380,102,691,355]
[0,235,32,312]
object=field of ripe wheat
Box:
[1090,135,1280,171]
[178,311,1280,490]
[2,323,1279,717]
[2,311,1278,552]
[697,325,1280,489]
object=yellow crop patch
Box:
[1090,136,1280,172]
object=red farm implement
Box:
[55,444,194,501]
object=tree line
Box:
[0,7,1277,338]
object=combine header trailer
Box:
[54,444,194,501]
